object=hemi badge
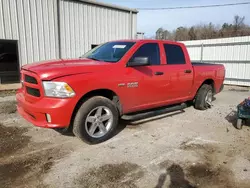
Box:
[118,83,126,87]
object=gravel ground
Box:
[0,86,250,188]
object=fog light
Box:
[45,113,51,123]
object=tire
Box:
[236,118,243,129]
[194,84,213,110]
[73,96,119,144]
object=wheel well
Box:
[202,79,215,93]
[69,89,122,129]
[194,79,215,101]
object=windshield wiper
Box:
[87,57,101,61]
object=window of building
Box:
[0,40,20,84]
[91,44,99,49]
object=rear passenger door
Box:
[162,43,193,100]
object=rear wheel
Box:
[194,84,213,110]
[73,96,119,144]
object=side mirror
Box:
[127,57,149,67]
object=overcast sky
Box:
[100,0,250,37]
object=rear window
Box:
[164,44,186,65]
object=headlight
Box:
[42,81,75,98]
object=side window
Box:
[130,43,160,65]
[164,44,186,65]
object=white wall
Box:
[181,36,250,86]
[60,0,137,58]
[0,0,59,66]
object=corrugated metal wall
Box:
[132,13,137,39]
[59,0,137,58]
[0,0,137,66]
[182,36,250,86]
[0,0,59,66]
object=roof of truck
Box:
[110,39,184,45]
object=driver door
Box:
[121,42,168,112]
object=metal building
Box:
[182,36,250,87]
[0,0,138,84]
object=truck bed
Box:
[191,61,225,94]
[191,61,220,66]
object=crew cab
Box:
[16,40,225,144]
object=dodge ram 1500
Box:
[16,40,225,144]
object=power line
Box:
[137,2,250,10]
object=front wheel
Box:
[73,96,119,144]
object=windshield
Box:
[81,41,136,62]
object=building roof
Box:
[74,0,138,13]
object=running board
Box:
[122,103,187,121]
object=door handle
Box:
[154,71,164,76]
[184,69,192,73]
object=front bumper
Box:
[16,90,76,128]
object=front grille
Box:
[25,75,38,84]
[26,86,40,97]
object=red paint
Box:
[16,40,225,128]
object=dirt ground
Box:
[1,86,250,188]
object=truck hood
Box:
[22,58,113,80]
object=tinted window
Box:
[130,43,160,65]
[164,44,186,65]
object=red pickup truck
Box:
[16,40,225,144]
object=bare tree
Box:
[155,28,164,40]
[174,27,189,41]
[155,15,250,41]
[188,27,197,40]
[233,15,245,36]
